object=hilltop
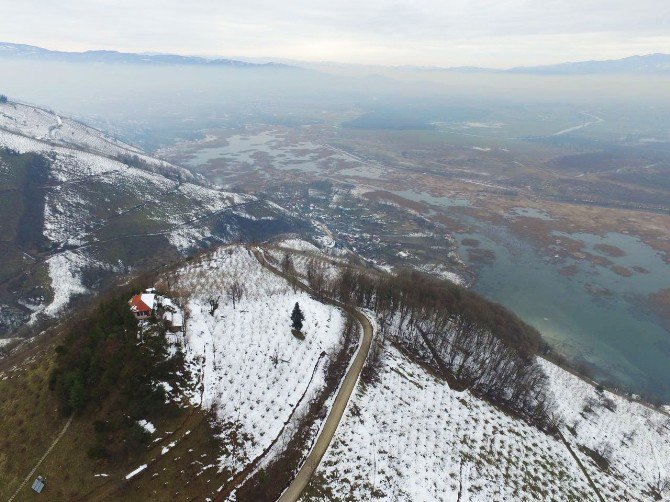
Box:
[1,240,668,501]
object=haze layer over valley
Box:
[3,45,665,399]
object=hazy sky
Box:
[3,0,670,67]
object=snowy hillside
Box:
[167,246,348,484]
[542,360,670,500]
[307,345,670,501]
[0,100,304,335]
[0,101,194,180]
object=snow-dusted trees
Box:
[281,252,297,292]
[652,475,670,500]
[306,258,327,299]
[208,295,220,316]
[329,265,554,428]
[0,95,7,104]
[281,252,294,276]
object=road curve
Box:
[254,253,374,502]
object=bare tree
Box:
[281,253,297,292]
[227,281,244,310]
[652,475,670,499]
[208,295,220,316]
[306,258,327,298]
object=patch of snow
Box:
[0,338,18,348]
[161,441,177,455]
[167,226,215,254]
[38,251,89,319]
[137,419,156,434]
[125,464,147,480]
[276,238,320,254]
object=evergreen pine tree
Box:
[291,302,305,332]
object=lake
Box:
[456,222,670,400]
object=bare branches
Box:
[306,258,327,299]
[281,253,297,292]
[327,264,554,428]
[227,281,244,310]
[208,295,220,316]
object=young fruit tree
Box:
[291,302,305,333]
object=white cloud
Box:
[1,0,669,66]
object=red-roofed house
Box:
[129,291,156,319]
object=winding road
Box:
[278,307,372,501]
[254,249,374,502]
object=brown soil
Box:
[612,265,633,277]
[559,265,578,276]
[594,243,626,258]
[461,238,480,247]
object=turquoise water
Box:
[185,133,356,174]
[455,224,670,400]
[391,189,471,208]
[507,207,554,220]
[388,189,670,398]
[185,133,278,167]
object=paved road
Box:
[274,279,373,501]
[253,248,374,501]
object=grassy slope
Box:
[0,328,237,501]
[0,150,49,285]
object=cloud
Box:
[2,0,669,66]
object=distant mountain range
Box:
[1,41,668,74]
[0,42,292,68]
[509,53,670,74]
[409,53,670,75]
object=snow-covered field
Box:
[310,346,670,501]
[169,246,346,475]
[276,238,321,254]
[265,243,344,285]
[0,338,18,348]
[0,101,192,178]
[542,360,670,500]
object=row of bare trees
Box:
[312,262,556,429]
